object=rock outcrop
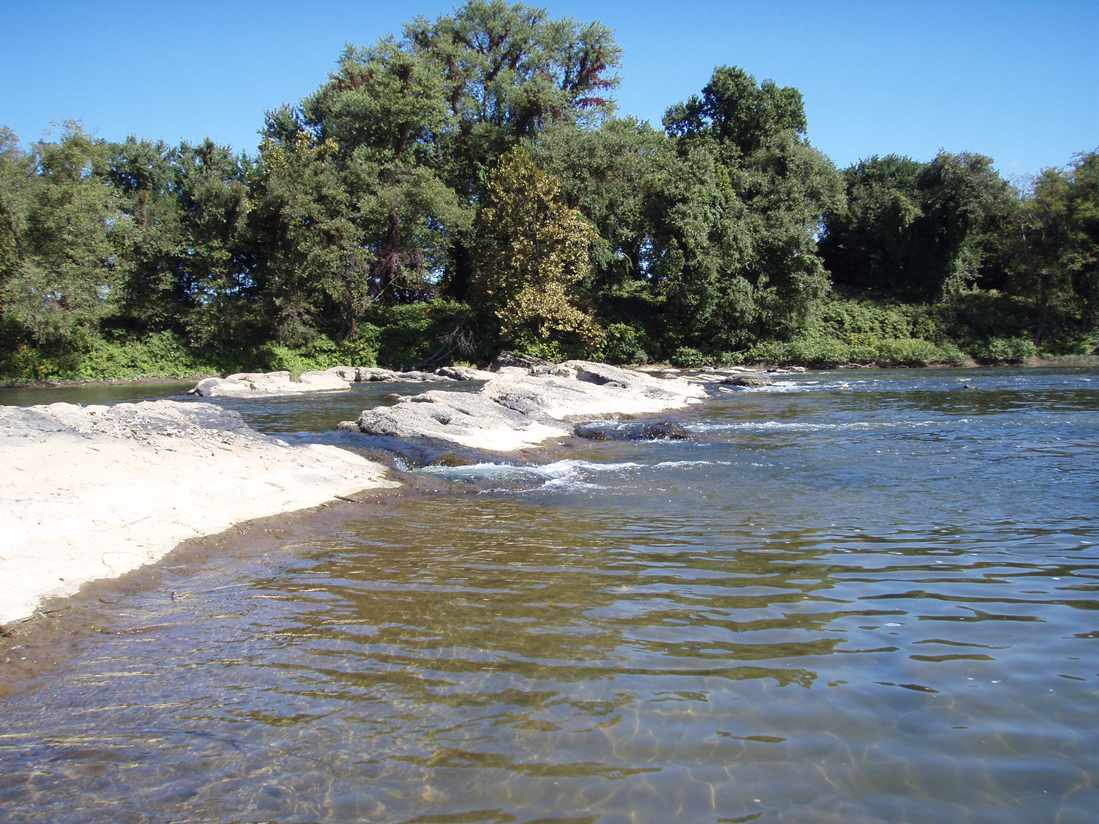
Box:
[189,364,494,397]
[351,360,706,451]
[0,401,394,626]
[191,370,351,397]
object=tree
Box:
[912,152,1017,298]
[1064,151,1099,324]
[248,124,360,344]
[104,136,185,333]
[0,126,126,345]
[655,66,842,349]
[171,139,253,347]
[472,147,603,352]
[821,152,1017,301]
[404,0,621,297]
[532,117,674,290]
[819,154,925,293]
[302,41,470,308]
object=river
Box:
[1,368,1097,822]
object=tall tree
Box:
[472,147,603,353]
[302,41,470,308]
[0,126,126,345]
[404,0,621,297]
[657,66,842,348]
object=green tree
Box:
[104,136,185,333]
[533,118,674,289]
[405,0,622,297]
[1064,151,1099,324]
[819,154,925,293]
[1,126,126,345]
[302,41,470,307]
[656,66,843,349]
[472,147,603,352]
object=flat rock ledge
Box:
[0,400,395,626]
[350,360,708,452]
[190,365,493,398]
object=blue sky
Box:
[4,1,1096,180]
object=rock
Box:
[491,351,549,371]
[400,370,455,382]
[357,367,400,382]
[336,420,359,432]
[383,393,403,403]
[349,359,706,452]
[574,420,691,441]
[189,370,351,398]
[435,366,493,381]
[572,363,631,389]
[720,375,773,388]
[297,370,353,391]
[493,391,542,416]
[326,365,360,382]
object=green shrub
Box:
[971,336,1038,364]
[366,300,480,369]
[601,323,650,365]
[669,346,709,368]
[337,325,380,367]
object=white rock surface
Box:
[190,370,351,397]
[0,400,395,625]
[354,360,707,451]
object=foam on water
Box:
[687,418,939,433]
[421,458,731,492]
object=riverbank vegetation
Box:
[2,0,1097,382]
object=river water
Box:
[1,368,1097,822]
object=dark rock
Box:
[574,363,629,388]
[430,452,473,468]
[720,375,772,388]
[491,351,549,371]
[493,392,542,416]
[574,419,690,441]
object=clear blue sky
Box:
[4,0,1096,180]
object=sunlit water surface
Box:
[1,368,1097,822]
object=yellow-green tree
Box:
[472,147,603,354]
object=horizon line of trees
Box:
[2,0,1097,377]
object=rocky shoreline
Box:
[0,358,778,627]
[0,400,396,627]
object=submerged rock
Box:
[720,375,773,388]
[574,420,691,441]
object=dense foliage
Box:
[2,1,1097,382]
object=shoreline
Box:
[0,361,707,631]
[0,400,397,628]
[3,354,1096,392]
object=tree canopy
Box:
[1,1,1096,381]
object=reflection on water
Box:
[1,368,1098,822]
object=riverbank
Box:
[0,400,397,627]
[5,352,1096,392]
[0,361,710,628]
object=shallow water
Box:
[2,368,1098,822]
